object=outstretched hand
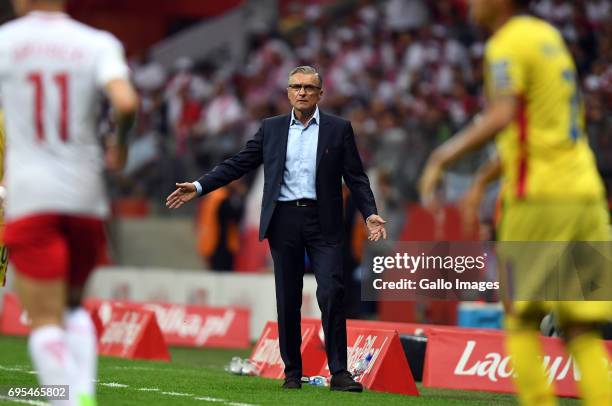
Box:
[366,214,387,242]
[166,182,198,209]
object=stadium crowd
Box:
[116,0,612,227]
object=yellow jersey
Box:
[484,15,604,202]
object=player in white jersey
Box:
[0,1,138,405]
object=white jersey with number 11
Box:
[0,11,129,221]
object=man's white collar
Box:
[291,106,320,126]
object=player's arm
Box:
[95,33,138,171]
[472,154,502,190]
[420,31,526,207]
[419,98,516,205]
[105,79,138,170]
[460,155,501,231]
[166,125,264,210]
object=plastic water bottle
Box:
[308,376,328,386]
[241,359,260,376]
[225,356,244,374]
[352,353,373,377]
[224,357,260,376]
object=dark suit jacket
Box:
[197,111,377,243]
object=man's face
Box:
[287,72,322,113]
[468,0,500,27]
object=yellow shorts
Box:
[498,199,609,242]
[498,199,612,326]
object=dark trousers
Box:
[267,203,347,379]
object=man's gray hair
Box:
[288,66,323,88]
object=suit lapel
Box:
[278,113,291,174]
[316,111,331,172]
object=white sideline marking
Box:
[0,365,25,372]
[99,382,129,388]
[160,391,193,397]
[227,403,258,406]
[0,365,37,374]
[0,396,48,405]
[111,366,162,372]
[0,365,259,405]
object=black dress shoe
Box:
[330,371,363,392]
[281,378,302,389]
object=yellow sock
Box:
[506,329,557,406]
[567,332,612,406]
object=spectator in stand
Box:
[194,76,244,170]
[385,0,429,31]
[585,0,611,28]
[196,179,245,271]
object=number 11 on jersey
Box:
[27,72,69,142]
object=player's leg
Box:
[64,216,107,406]
[64,287,97,406]
[505,302,557,406]
[558,201,612,406]
[4,215,77,405]
[561,318,612,406]
[498,203,560,405]
[502,246,560,405]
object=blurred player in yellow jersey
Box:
[419,0,611,405]
[0,111,7,287]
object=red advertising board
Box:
[347,319,433,336]
[85,298,250,348]
[423,327,612,397]
[98,305,170,361]
[249,319,326,379]
[306,318,449,339]
[347,319,498,337]
[0,293,250,349]
[319,327,419,396]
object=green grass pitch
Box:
[0,335,579,405]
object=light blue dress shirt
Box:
[193,107,320,200]
[277,107,319,201]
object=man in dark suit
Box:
[166,66,387,391]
